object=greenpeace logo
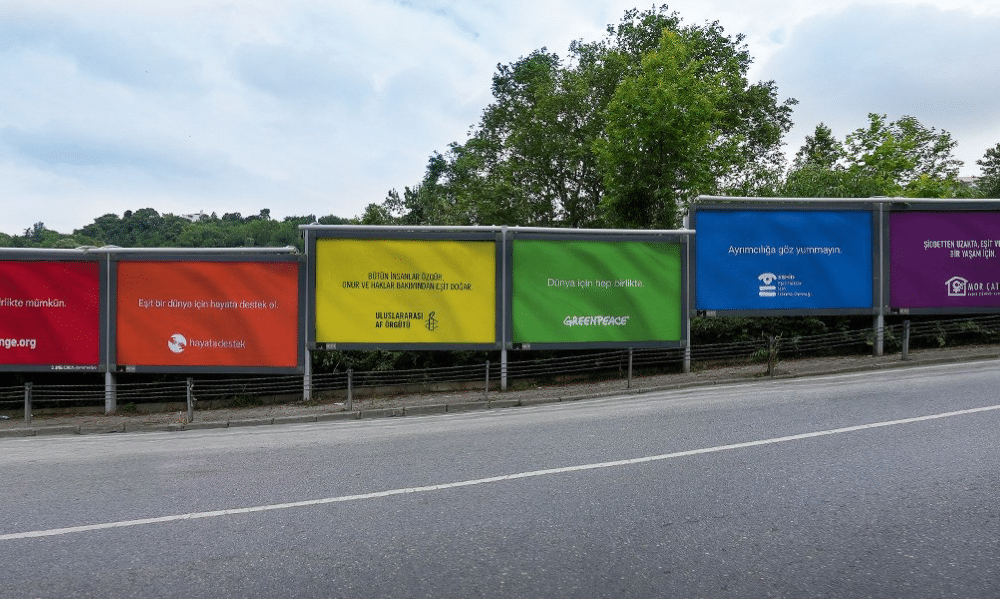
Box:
[563,315,631,327]
[0,337,37,350]
[167,333,246,353]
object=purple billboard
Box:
[890,211,1000,309]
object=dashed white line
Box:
[4,402,1000,542]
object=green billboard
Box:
[511,239,683,346]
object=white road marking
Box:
[4,402,1000,542]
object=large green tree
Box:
[379,5,795,228]
[782,114,971,198]
[976,142,1000,198]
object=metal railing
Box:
[4,314,1000,423]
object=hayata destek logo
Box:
[167,333,187,353]
[167,333,246,353]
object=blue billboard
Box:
[694,209,874,312]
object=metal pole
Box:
[24,382,32,426]
[902,320,910,361]
[500,226,508,392]
[186,377,194,423]
[501,349,508,392]
[627,348,633,389]
[874,314,885,357]
[303,348,312,402]
[104,371,117,414]
[346,368,353,411]
[485,360,490,402]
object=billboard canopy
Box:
[305,226,503,350]
[0,250,104,371]
[508,228,691,349]
[111,251,304,374]
[691,197,879,316]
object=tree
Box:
[782,114,965,198]
[597,30,726,228]
[976,142,1000,198]
[383,5,795,228]
[845,113,962,192]
[792,123,842,170]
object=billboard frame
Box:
[103,248,305,375]
[690,197,881,317]
[302,225,505,351]
[0,249,107,373]
[505,227,692,350]
[885,199,1000,316]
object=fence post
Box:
[186,377,194,423]
[347,368,353,411]
[24,382,32,426]
[627,348,633,389]
[902,320,910,361]
[485,360,490,402]
[767,336,778,376]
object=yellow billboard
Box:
[315,239,497,345]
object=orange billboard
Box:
[116,261,300,369]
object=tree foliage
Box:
[0,209,353,250]
[976,142,1000,198]
[782,114,974,199]
[373,5,796,229]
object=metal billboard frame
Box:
[505,227,692,351]
[690,197,882,317]
[0,249,107,373]
[302,225,505,352]
[99,247,305,375]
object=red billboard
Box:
[0,260,101,368]
[116,261,299,369]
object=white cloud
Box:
[0,0,998,236]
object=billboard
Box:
[511,239,683,346]
[314,238,497,346]
[0,260,101,369]
[890,211,1000,310]
[115,260,300,369]
[694,209,874,312]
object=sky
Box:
[1,0,998,236]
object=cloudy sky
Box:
[1,0,998,236]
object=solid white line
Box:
[4,402,1000,542]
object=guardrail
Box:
[3,314,1000,424]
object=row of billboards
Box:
[307,230,687,350]
[3,199,999,374]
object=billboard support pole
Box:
[303,348,312,402]
[875,203,885,357]
[684,235,692,373]
[501,350,508,392]
[501,226,508,391]
[104,371,117,414]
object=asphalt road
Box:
[1,360,999,598]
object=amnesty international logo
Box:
[425,311,438,331]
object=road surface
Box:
[1,360,998,597]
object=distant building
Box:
[181,211,208,222]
